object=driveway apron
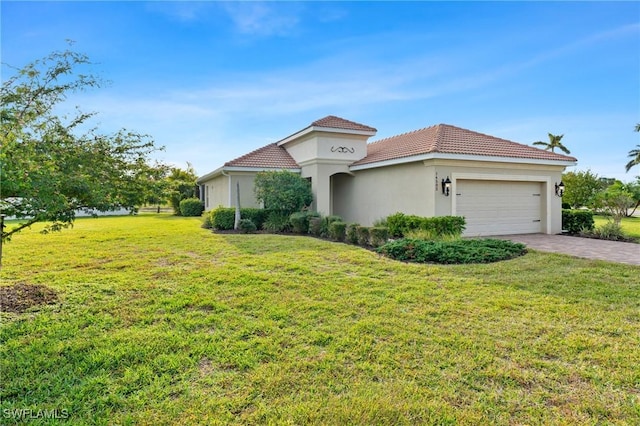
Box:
[492,234,640,266]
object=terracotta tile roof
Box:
[353,124,577,166]
[311,115,377,132]
[225,143,299,168]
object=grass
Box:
[1,215,639,425]
[594,214,640,239]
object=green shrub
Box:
[373,217,388,227]
[209,207,235,230]
[346,223,360,244]
[320,215,343,238]
[405,228,460,242]
[588,221,627,241]
[179,198,204,217]
[385,212,465,238]
[241,208,270,230]
[208,207,273,230]
[309,216,323,237]
[386,212,407,238]
[370,227,389,247]
[289,212,308,234]
[263,211,291,233]
[238,219,257,234]
[356,226,371,246]
[289,211,319,234]
[562,202,571,209]
[328,221,347,242]
[378,238,526,264]
[202,212,214,229]
[562,209,594,235]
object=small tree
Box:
[166,164,198,215]
[561,169,602,209]
[593,181,634,224]
[254,170,313,213]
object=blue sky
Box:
[2,1,639,181]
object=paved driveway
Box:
[492,234,640,266]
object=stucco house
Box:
[197,115,577,236]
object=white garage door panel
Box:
[457,180,542,236]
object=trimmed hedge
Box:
[370,227,389,247]
[378,238,527,264]
[329,221,347,242]
[386,213,466,238]
[179,198,204,217]
[346,223,360,244]
[320,215,343,238]
[206,207,272,230]
[356,226,371,246]
[562,209,594,235]
[289,211,320,234]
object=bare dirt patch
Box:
[0,283,58,313]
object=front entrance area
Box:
[456,180,542,236]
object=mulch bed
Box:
[0,283,58,314]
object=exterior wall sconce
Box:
[555,181,565,197]
[442,177,451,196]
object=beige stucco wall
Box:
[200,172,261,211]
[282,132,368,165]
[200,174,230,211]
[229,172,261,209]
[333,162,434,225]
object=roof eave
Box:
[350,152,578,171]
[197,165,301,182]
[277,126,377,147]
[197,166,225,183]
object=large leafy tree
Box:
[1,48,164,245]
[254,170,313,213]
[561,169,602,209]
[533,133,571,154]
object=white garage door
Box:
[456,180,542,236]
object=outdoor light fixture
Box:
[442,177,451,196]
[555,181,565,197]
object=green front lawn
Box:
[1,215,639,425]
[594,214,640,239]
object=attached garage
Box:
[456,180,543,236]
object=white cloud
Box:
[221,2,302,37]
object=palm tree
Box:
[627,124,640,173]
[627,145,640,172]
[533,133,570,154]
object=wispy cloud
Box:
[146,2,216,23]
[221,2,302,37]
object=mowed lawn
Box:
[594,214,640,239]
[1,215,639,425]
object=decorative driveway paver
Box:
[492,234,640,266]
